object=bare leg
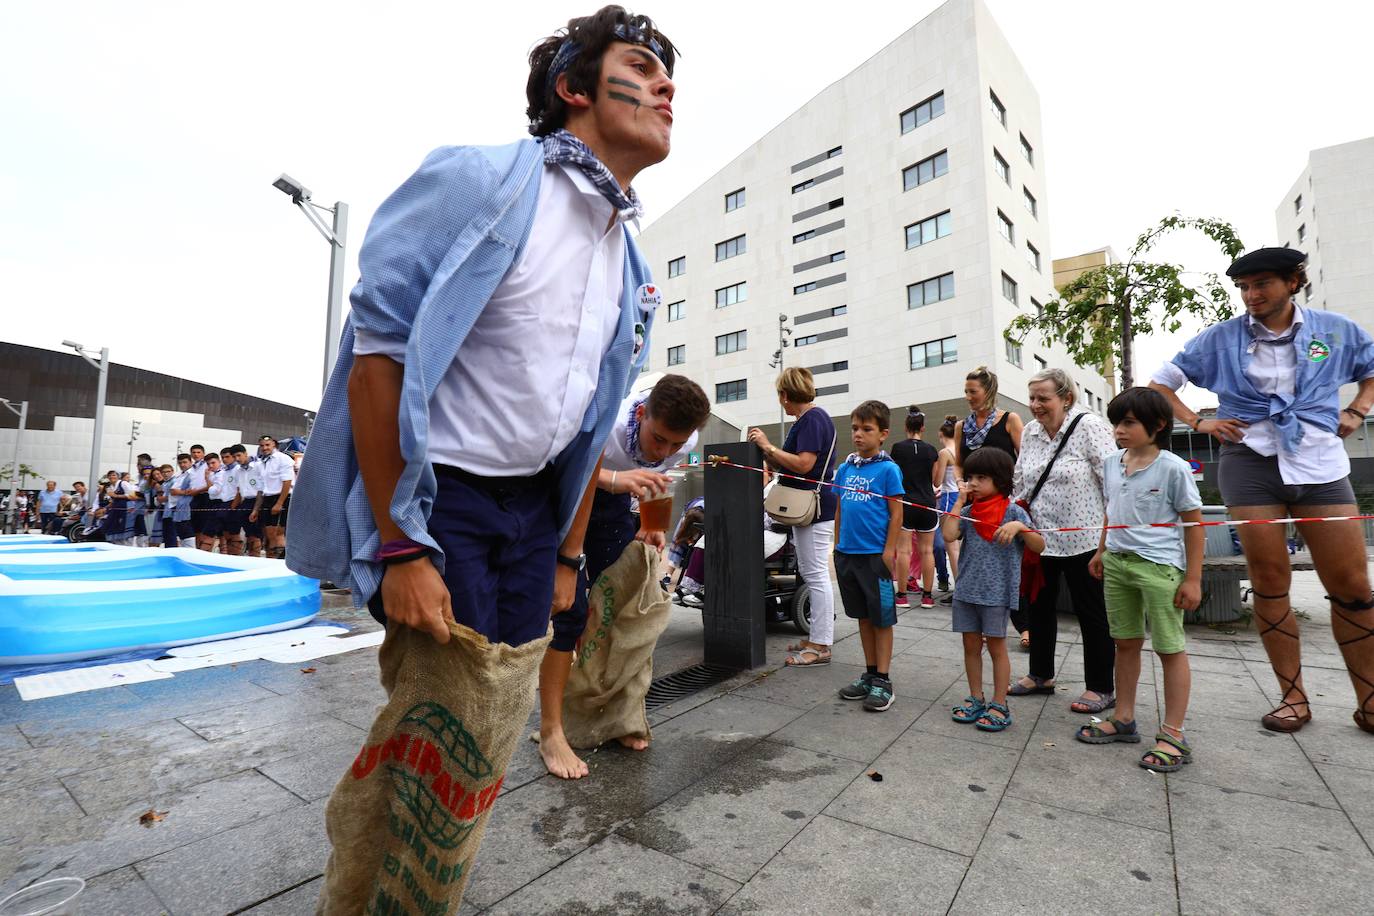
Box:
[874,625,894,674]
[962,632,984,698]
[947,537,960,584]
[987,636,1010,706]
[858,619,877,668]
[537,648,589,779]
[1153,649,1192,757]
[1234,507,1308,728]
[917,530,936,594]
[1299,508,1374,732]
[896,531,912,596]
[1113,638,1145,726]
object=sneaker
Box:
[863,676,894,712]
[936,580,951,594]
[920,591,935,609]
[938,593,954,606]
[895,592,910,609]
[839,673,873,701]
[681,593,704,608]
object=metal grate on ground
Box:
[644,663,739,711]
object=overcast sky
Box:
[4,0,1371,411]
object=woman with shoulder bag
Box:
[748,368,839,667]
[1009,368,1118,713]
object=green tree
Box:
[1,463,44,487]
[1006,215,1246,389]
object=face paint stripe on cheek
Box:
[607,90,642,110]
[607,76,642,90]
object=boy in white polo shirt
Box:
[231,445,265,558]
[253,436,295,559]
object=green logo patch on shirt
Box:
[1308,339,1331,362]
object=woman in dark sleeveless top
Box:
[958,365,1023,468]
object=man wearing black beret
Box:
[1150,248,1374,737]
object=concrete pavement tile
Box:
[242,651,382,696]
[885,651,967,701]
[1171,780,1372,915]
[0,723,27,752]
[824,729,1020,856]
[617,740,865,882]
[0,684,148,729]
[0,769,302,900]
[484,834,740,915]
[1057,655,1157,685]
[256,737,362,802]
[177,691,346,740]
[769,694,928,762]
[1315,763,1374,849]
[77,866,171,915]
[1246,660,1358,712]
[0,780,85,844]
[719,814,968,916]
[827,632,920,667]
[240,877,321,913]
[1170,710,1339,809]
[135,797,328,915]
[728,662,869,710]
[3,718,206,790]
[121,663,283,705]
[1006,705,1171,832]
[62,714,364,813]
[949,796,1175,916]
[1180,668,1272,720]
[910,682,1044,748]
[1291,717,1374,771]
[1168,651,1251,676]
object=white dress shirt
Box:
[260,451,296,497]
[354,163,631,477]
[599,394,700,474]
[1152,306,1348,484]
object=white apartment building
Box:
[638,0,1108,437]
[1274,135,1374,330]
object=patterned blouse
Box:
[1012,407,1116,557]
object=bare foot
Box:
[539,729,589,779]
[616,734,650,751]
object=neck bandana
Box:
[969,493,1011,542]
[542,128,642,218]
[623,396,657,468]
[844,451,891,468]
[963,410,998,450]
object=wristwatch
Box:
[556,553,587,572]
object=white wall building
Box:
[637,0,1108,437]
[1274,135,1374,330]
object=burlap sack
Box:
[316,620,550,915]
[562,541,672,749]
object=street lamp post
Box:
[63,341,109,516]
[768,314,792,439]
[1,398,27,534]
[126,420,142,478]
[272,174,349,396]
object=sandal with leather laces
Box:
[1255,592,1312,732]
[1327,592,1374,735]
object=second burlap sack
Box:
[315,620,549,916]
[561,541,672,750]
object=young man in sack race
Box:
[284,7,678,912]
[539,373,710,779]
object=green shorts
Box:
[1103,551,1187,655]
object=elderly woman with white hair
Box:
[1008,368,1118,714]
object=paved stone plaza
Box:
[1,570,1370,914]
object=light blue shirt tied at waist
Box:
[285,138,655,604]
[1168,308,1374,453]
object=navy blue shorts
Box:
[238,504,262,538]
[368,465,559,648]
[554,489,638,652]
[191,494,212,534]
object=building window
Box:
[902,149,949,191]
[993,149,1009,184]
[1031,297,1043,317]
[668,256,685,278]
[1297,223,1307,242]
[715,233,746,261]
[792,177,814,194]
[1034,355,1047,371]
[795,334,818,347]
[827,145,842,159]
[989,89,1006,126]
[1005,337,1022,368]
[1023,187,1037,218]
[667,300,685,322]
[830,304,847,316]
[725,188,745,212]
[811,360,848,374]
[1294,194,1303,214]
[998,210,1014,244]
[910,335,959,370]
[907,272,955,309]
[716,379,747,403]
[715,281,747,308]
[1026,242,1041,272]
[829,251,846,263]
[1019,133,1034,165]
[794,281,818,295]
[905,210,952,249]
[900,91,946,134]
[793,228,816,243]
[715,330,747,355]
[667,344,685,366]
[1001,272,1018,304]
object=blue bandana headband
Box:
[544,23,666,100]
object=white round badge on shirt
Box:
[635,283,662,315]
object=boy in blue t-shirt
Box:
[941,447,1044,732]
[833,400,906,712]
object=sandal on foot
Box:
[1008,675,1056,696]
[1139,731,1193,773]
[1355,710,1374,735]
[975,701,1012,732]
[1075,718,1141,744]
[1071,691,1116,714]
[951,695,986,724]
[1261,699,1312,733]
[785,646,831,667]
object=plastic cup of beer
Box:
[637,475,677,534]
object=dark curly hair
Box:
[526,5,678,137]
[645,373,711,433]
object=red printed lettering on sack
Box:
[351,733,504,820]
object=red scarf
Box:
[968,494,1010,542]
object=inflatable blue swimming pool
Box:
[0,543,320,664]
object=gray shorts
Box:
[1218,444,1356,507]
[951,598,1011,638]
